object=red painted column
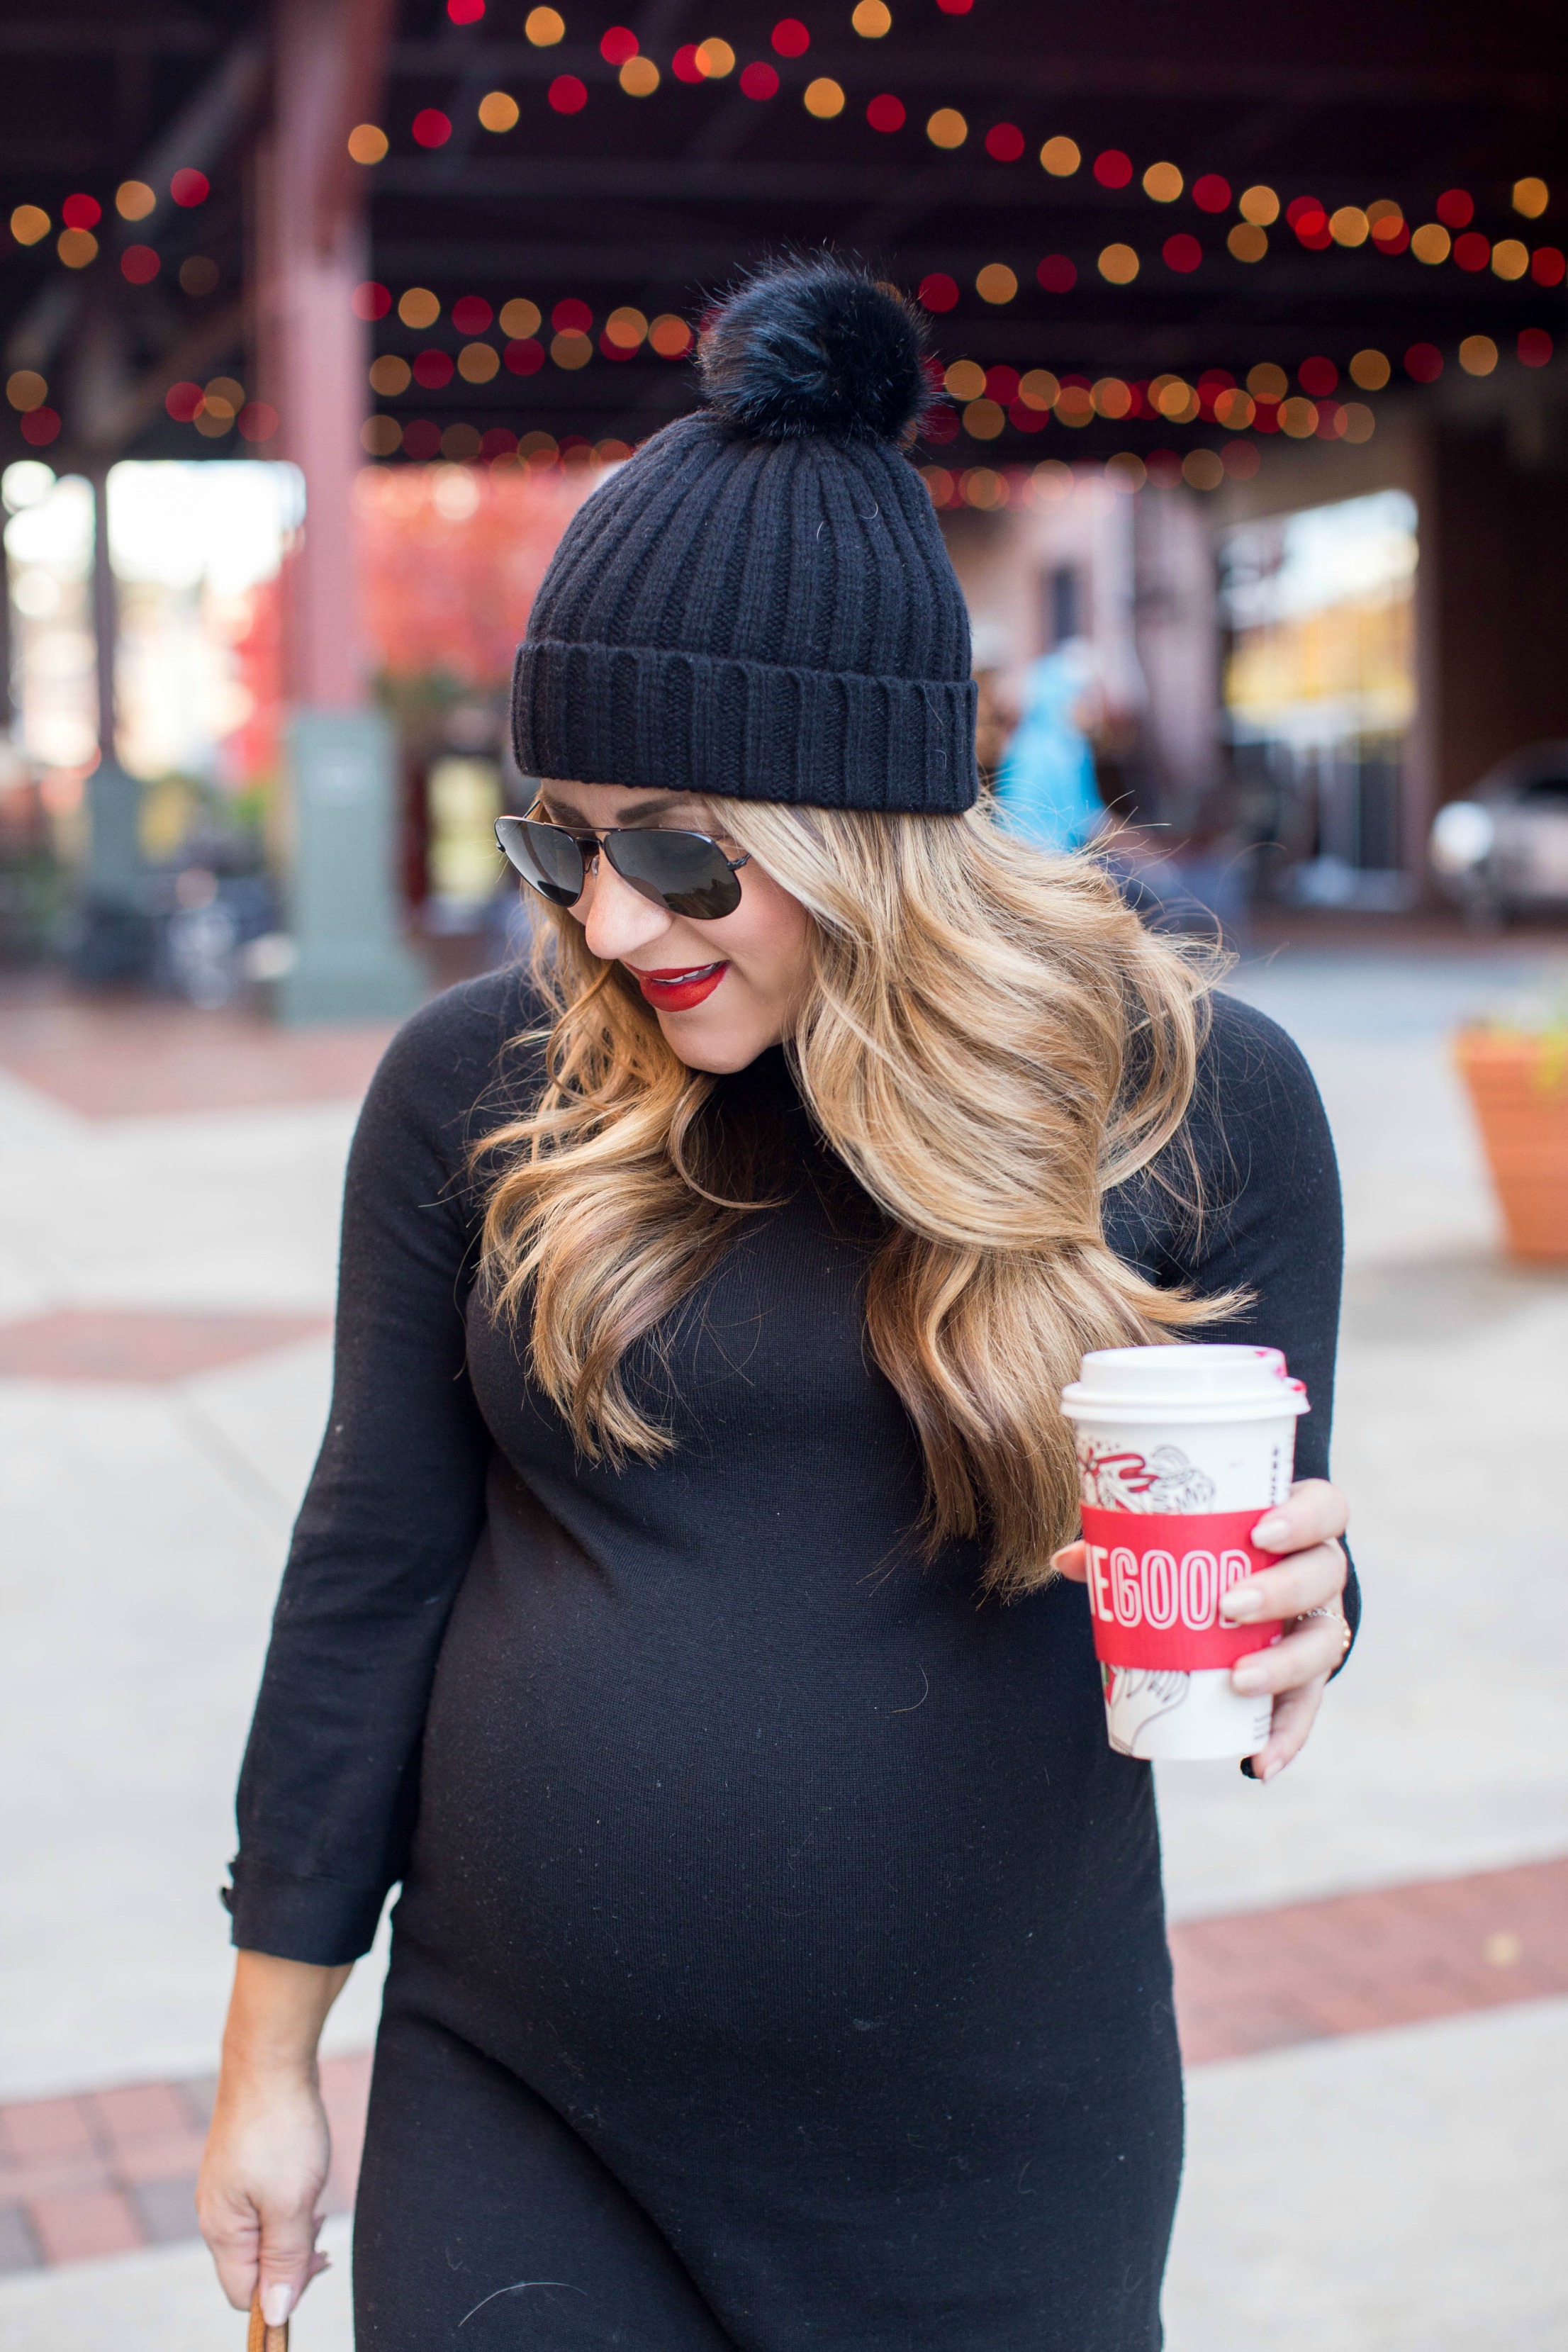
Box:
[253,0,423,1019]
[255,0,381,706]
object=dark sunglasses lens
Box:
[495,817,588,906]
[605,830,742,919]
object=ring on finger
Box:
[1295,1604,1351,1657]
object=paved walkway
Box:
[4,1853,1564,2273]
[1,948,1564,2348]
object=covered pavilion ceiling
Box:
[1,0,1565,471]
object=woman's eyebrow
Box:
[535,790,714,829]
[610,794,703,826]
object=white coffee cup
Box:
[1060,1344,1309,1760]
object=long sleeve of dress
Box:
[1106,987,1360,1643]
[227,975,536,1964]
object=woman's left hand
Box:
[1053,1477,1350,1781]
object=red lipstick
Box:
[633,961,729,1011]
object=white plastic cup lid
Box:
[1061,1343,1309,1419]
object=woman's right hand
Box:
[197,1951,352,2327]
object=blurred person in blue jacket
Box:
[993,637,1106,853]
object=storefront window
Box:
[1221,489,1417,907]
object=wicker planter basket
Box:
[1454,1028,1568,1263]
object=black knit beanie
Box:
[510,260,978,813]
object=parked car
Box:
[1430,742,1568,919]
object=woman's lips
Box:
[633,961,729,1011]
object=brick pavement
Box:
[0,997,394,1120]
[2,1854,1562,2277]
[0,1310,331,1384]
[1170,1852,1568,2062]
[0,2056,371,2275]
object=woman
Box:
[198,264,1353,2350]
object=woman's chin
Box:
[654,1004,780,1074]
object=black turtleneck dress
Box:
[228,965,1353,2352]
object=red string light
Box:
[169,168,209,206]
[62,194,101,230]
[413,349,455,388]
[121,246,159,284]
[447,0,485,20]
[553,297,593,332]
[379,21,1562,404]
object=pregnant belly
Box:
[397,1493,1165,2100]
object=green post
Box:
[274,707,425,1025]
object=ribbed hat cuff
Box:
[512,639,978,814]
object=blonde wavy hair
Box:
[478,800,1229,1594]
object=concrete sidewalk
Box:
[1,948,1564,2348]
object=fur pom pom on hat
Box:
[698,259,930,444]
[511,259,977,814]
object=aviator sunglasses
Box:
[495,805,749,921]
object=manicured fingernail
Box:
[1231,1664,1267,1693]
[1050,1547,1073,1571]
[1221,1589,1263,1620]
[1239,1756,1258,1779]
[1253,1514,1287,1547]
[262,2284,294,2328]
[1259,1758,1283,1782]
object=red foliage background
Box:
[356,465,611,688]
